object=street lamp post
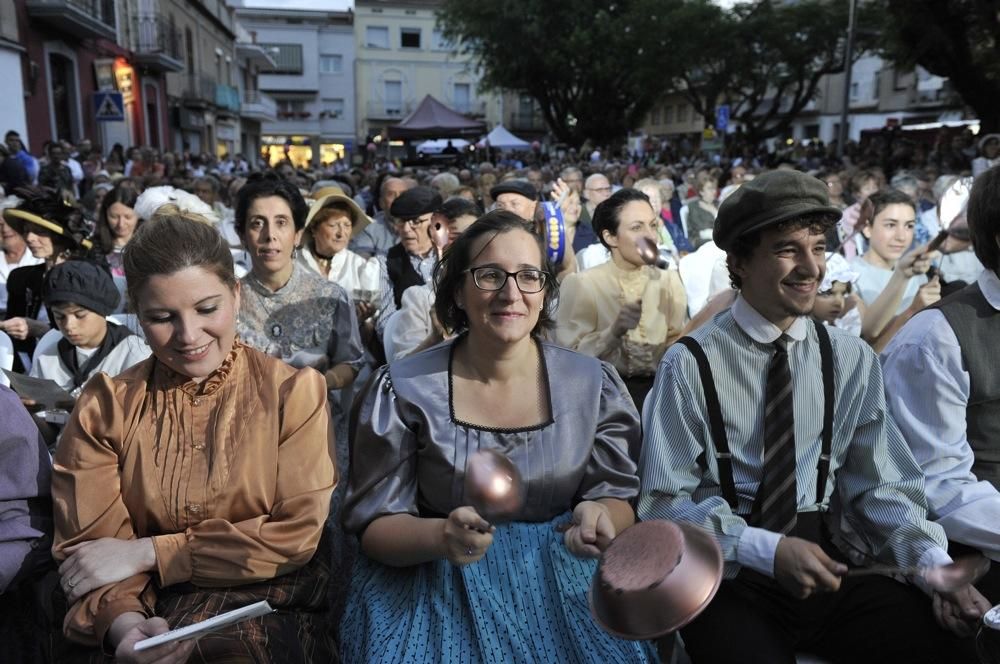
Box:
[837,0,857,160]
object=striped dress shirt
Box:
[639,295,950,578]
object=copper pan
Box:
[463,449,525,523]
[636,236,669,269]
[589,520,723,640]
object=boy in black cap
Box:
[638,169,986,662]
[30,260,149,397]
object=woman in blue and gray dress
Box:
[341,210,656,663]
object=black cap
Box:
[490,179,537,202]
[389,186,442,220]
[713,170,842,251]
[43,260,119,316]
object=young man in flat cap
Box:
[374,185,442,338]
[638,169,988,662]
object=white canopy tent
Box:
[480,125,531,151]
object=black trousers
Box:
[680,568,978,664]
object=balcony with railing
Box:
[366,100,414,120]
[241,90,277,122]
[26,0,116,41]
[132,13,183,73]
[215,84,241,113]
[181,74,216,108]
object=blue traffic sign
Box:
[716,104,730,132]
[94,91,125,122]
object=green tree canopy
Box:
[879,0,1000,133]
[438,0,873,147]
[667,0,875,144]
[437,0,679,148]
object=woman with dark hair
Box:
[50,208,338,663]
[93,179,141,276]
[1,187,93,371]
[556,189,687,414]
[235,173,365,632]
[341,210,655,663]
[234,172,364,392]
[105,144,126,175]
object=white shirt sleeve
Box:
[736,527,783,576]
[389,285,435,361]
[881,310,1000,561]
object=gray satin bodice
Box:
[342,339,641,534]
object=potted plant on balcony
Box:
[298,111,312,119]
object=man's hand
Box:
[895,243,939,278]
[59,538,156,604]
[907,274,941,315]
[773,536,847,599]
[932,586,991,637]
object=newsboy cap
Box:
[390,186,442,220]
[713,170,842,251]
[43,260,119,316]
[489,179,538,202]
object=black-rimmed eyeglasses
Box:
[464,267,549,293]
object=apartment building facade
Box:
[233,2,355,168]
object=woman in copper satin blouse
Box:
[50,209,337,663]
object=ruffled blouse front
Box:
[556,260,688,377]
[342,339,641,535]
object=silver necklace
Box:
[253,280,285,339]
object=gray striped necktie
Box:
[750,338,797,534]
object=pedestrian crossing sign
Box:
[94,91,125,122]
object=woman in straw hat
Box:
[1,187,95,371]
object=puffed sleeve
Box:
[52,373,157,646]
[326,284,365,371]
[151,368,337,587]
[0,386,52,593]
[555,273,623,365]
[576,363,642,502]
[342,367,419,535]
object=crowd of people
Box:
[0,123,998,664]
